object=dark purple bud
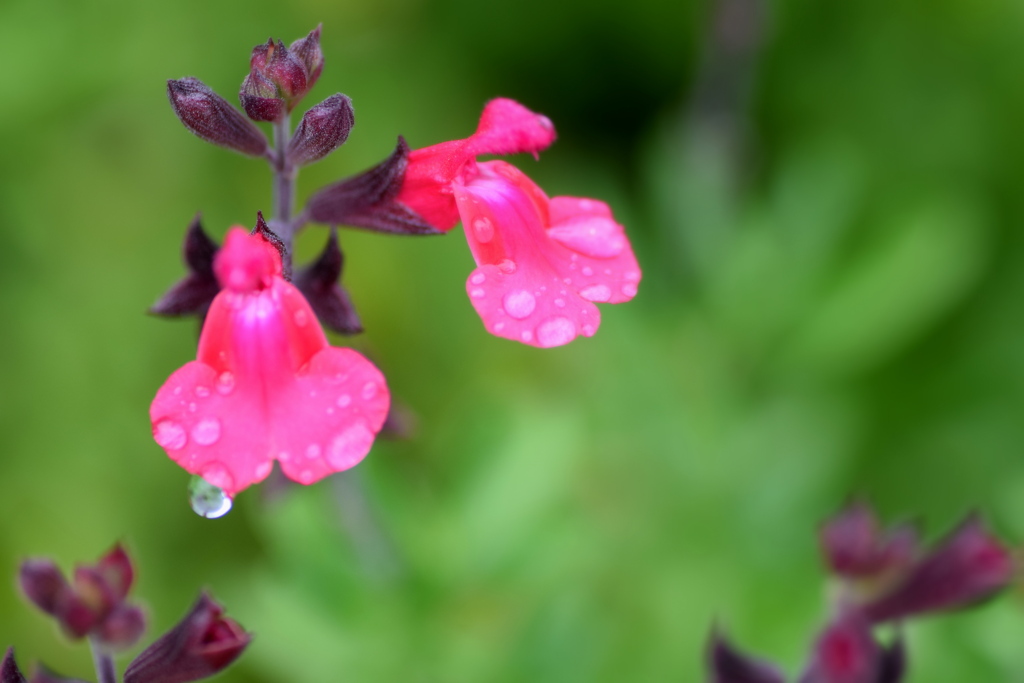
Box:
[19,560,68,616]
[239,70,285,122]
[94,604,147,651]
[250,211,290,280]
[287,94,354,167]
[167,78,269,157]
[124,593,250,683]
[876,635,906,683]
[864,514,1014,623]
[289,25,324,90]
[30,664,90,683]
[708,631,786,683]
[799,613,880,683]
[245,38,308,112]
[150,215,221,318]
[294,229,362,335]
[820,501,918,580]
[305,137,440,235]
[2,649,27,683]
[95,544,134,602]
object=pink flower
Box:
[396,98,641,347]
[150,227,389,497]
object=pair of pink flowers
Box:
[151,99,641,498]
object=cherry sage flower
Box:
[150,226,389,497]
[396,98,641,347]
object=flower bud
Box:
[820,501,918,580]
[124,594,250,683]
[289,25,324,91]
[19,560,67,616]
[94,604,147,651]
[799,614,880,683]
[287,94,354,166]
[864,514,1014,623]
[239,70,285,122]
[167,78,269,157]
[304,137,440,235]
[2,649,27,683]
[294,229,362,335]
[707,631,785,683]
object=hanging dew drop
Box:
[188,475,233,519]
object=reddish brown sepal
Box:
[167,78,269,157]
[293,229,362,335]
[2,649,27,683]
[708,630,786,683]
[150,215,221,318]
[287,94,354,167]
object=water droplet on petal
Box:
[521,330,534,342]
[503,290,536,319]
[328,423,374,470]
[497,259,517,274]
[471,272,486,285]
[188,402,197,413]
[191,418,221,446]
[622,283,638,297]
[278,451,292,463]
[361,382,378,400]
[294,309,309,326]
[195,386,210,398]
[298,469,316,484]
[580,284,612,302]
[582,266,594,276]
[306,444,322,459]
[471,217,494,242]
[189,474,233,519]
[471,288,485,298]
[154,420,187,450]
[173,387,183,396]
[255,461,273,479]
[537,317,577,347]
[582,324,596,336]
[217,372,235,395]
[494,322,506,332]
[337,394,352,408]
[554,298,566,308]
[548,217,626,258]
[625,270,641,282]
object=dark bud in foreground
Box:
[124,593,250,683]
[820,501,918,581]
[287,94,354,167]
[150,215,221,318]
[19,544,144,650]
[167,78,269,157]
[250,212,290,281]
[294,229,362,334]
[708,631,785,683]
[304,137,440,235]
[2,650,27,683]
[864,514,1014,623]
[798,614,881,683]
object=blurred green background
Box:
[2,0,1023,680]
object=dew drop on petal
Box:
[298,469,316,485]
[471,288,485,298]
[337,394,352,408]
[554,298,566,308]
[191,418,221,446]
[195,386,210,398]
[188,402,197,413]
[328,423,374,470]
[622,283,638,297]
[361,382,378,400]
[497,260,517,274]
[580,284,612,302]
[294,309,308,327]
[537,317,577,347]
[582,266,594,276]
[278,451,292,463]
[217,372,235,395]
[306,443,322,459]
[154,420,187,450]
[521,330,534,342]
[625,270,641,282]
[471,217,494,243]
[494,322,506,332]
[188,474,233,519]
[173,386,183,396]
[582,324,596,336]
[471,273,486,285]
[503,290,536,319]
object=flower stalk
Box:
[90,640,118,683]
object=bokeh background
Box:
[2,0,1024,680]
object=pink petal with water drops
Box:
[151,228,389,496]
[454,161,638,347]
